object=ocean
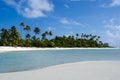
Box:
[0,48,120,73]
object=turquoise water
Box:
[0,49,120,73]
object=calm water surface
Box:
[0,49,120,73]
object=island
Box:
[0,22,109,48]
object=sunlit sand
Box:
[0,46,118,53]
[0,61,120,80]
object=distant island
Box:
[0,22,109,48]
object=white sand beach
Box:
[0,46,73,53]
[0,61,120,80]
[0,46,119,53]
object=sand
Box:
[0,61,120,80]
[0,46,119,53]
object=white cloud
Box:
[104,30,120,47]
[100,0,120,8]
[60,18,70,24]
[100,4,107,8]
[104,18,120,31]
[4,0,17,6]
[47,26,55,31]
[108,25,120,31]
[72,21,84,26]
[60,18,86,27]
[110,0,120,7]
[64,4,69,8]
[101,0,120,8]
[4,0,54,18]
[103,18,120,47]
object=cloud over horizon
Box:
[101,0,120,8]
[103,18,120,47]
[110,0,120,7]
[4,0,54,18]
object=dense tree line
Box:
[0,22,109,47]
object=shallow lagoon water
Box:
[0,49,120,73]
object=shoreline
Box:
[0,61,120,80]
[0,46,119,53]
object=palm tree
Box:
[49,31,52,40]
[24,25,31,32]
[0,28,5,40]
[10,26,19,38]
[42,33,46,40]
[81,33,84,39]
[24,25,31,39]
[26,33,31,40]
[49,31,52,36]
[34,27,40,39]
[32,35,36,41]
[76,33,79,39]
[20,22,25,38]
[45,31,49,40]
[10,26,20,46]
[20,22,25,27]
[1,28,9,42]
[45,31,49,35]
[41,31,49,40]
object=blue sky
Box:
[0,0,120,47]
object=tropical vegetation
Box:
[0,22,109,47]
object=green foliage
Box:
[0,22,110,48]
[34,27,40,35]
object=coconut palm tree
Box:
[32,35,36,41]
[24,25,31,39]
[41,31,49,40]
[26,33,31,40]
[76,33,79,39]
[81,33,84,39]
[42,33,46,40]
[0,28,9,42]
[20,22,25,27]
[10,26,20,46]
[49,31,52,40]
[24,25,31,32]
[34,27,40,39]
[20,22,25,38]
[49,31,52,36]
